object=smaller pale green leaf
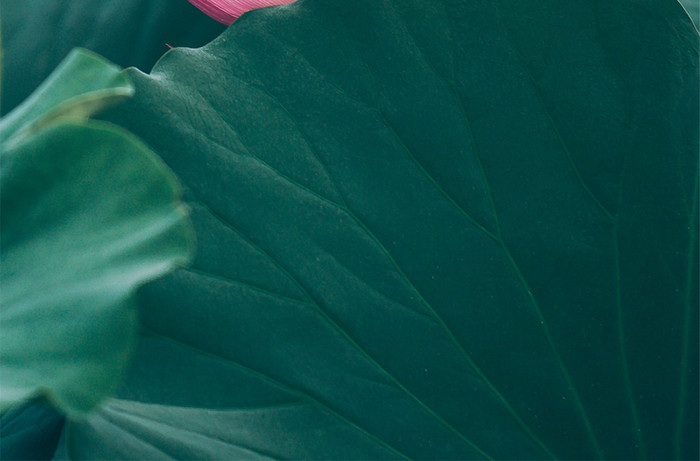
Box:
[0,49,193,417]
[680,0,699,29]
[0,119,194,417]
[0,48,132,147]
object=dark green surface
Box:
[64,0,699,459]
[0,399,65,460]
[0,0,225,115]
[63,0,698,459]
[64,0,698,458]
[0,49,195,417]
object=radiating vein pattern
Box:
[73,0,699,459]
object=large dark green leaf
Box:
[68,0,698,459]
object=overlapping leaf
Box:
[0,49,195,417]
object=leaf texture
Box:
[70,1,698,458]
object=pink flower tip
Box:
[188,0,297,26]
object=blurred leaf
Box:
[0,48,132,146]
[0,49,195,417]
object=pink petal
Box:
[188,0,296,25]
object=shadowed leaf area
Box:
[0,400,65,460]
[0,0,225,115]
[68,0,698,459]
